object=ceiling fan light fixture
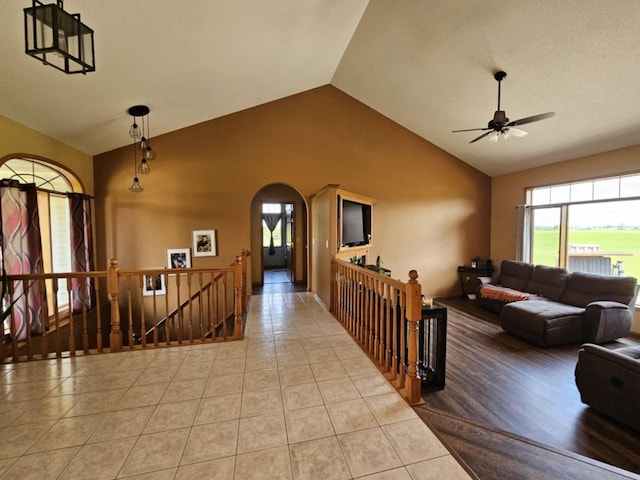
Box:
[451,70,555,144]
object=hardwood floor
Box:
[419,298,640,475]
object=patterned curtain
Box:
[68,193,95,313]
[0,180,48,340]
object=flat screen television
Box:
[340,198,372,247]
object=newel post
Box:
[107,258,122,351]
[240,249,251,314]
[405,269,422,404]
[233,255,244,339]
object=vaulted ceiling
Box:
[2,1,639,176]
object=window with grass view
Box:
[527,174,640,303]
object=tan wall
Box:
[94,86,491,298]
[490,145,640,333]
[0,115,94,195]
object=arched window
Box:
[0,157,92,323]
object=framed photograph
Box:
[143,270,166,296]
[192,229,217,257]
[167,248,191,269]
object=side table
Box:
[418,303,447,392]
[457,266,494,298]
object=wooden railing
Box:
[1,250,250,363]
[331,258,423,404]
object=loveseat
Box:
[475,260,638,347]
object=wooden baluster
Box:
[126,276,135,349]
[175,273,183,344]
[108,258,122,352]
[339,262,344,319]
[374,278,381,361]
[380,279,386,362]
[164,273,171,345]
[367,276,373,354]
[241,249,250,315]
[66,277,75,357]
[198,272,205,342]
[385,283,392,366]
[187,272,194,343]
[211,273,217,337]
[95,275,103,353]
[39,278,48,360]
[138,275,146,348]
[355,270,362,341]
[222,272,228,339]
[24,279,33,360]
[51,279,61,357]
[233,255,244,339]
[81,277,89,354]
[388,286,398,382]
[8,282,18,362]
[404,270,422,404]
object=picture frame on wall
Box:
[192,229,217,257]
[167,248,191,269]
[143,270,166,296]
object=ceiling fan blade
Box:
[452,127,491,133]
[507,112,555,127]
[469,131,494,143]
[506,127,528,137]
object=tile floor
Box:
[0,292,473,479]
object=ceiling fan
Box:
[452,71,555,144]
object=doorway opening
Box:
[251,184,308,295]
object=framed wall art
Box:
[143,270,166,296]
[167,248,191,269]
[192,229,217,257]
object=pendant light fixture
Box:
[127,105,157,192]
[24,0,95,74]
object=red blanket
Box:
[479,285,529,303]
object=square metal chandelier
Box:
[24,0,95,74]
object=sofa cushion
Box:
[498,260,534,291]
[561,272,638,307]
[501,299,584,346]
[525,265,569,301]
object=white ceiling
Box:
[2,0,640,177]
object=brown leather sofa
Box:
[475,260,638,347]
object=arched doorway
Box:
[250,183,308,293]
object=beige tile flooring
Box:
[0,292,473,479]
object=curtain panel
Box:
[262,213,281,255]
[0,180,48,340]
[515,204,531,263]
[68,193,95,313]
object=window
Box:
[262,203,283,248]
[525,174,640,297]
[0,158,83,311]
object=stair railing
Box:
[1,250,250,362]
[331,257,423,404]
